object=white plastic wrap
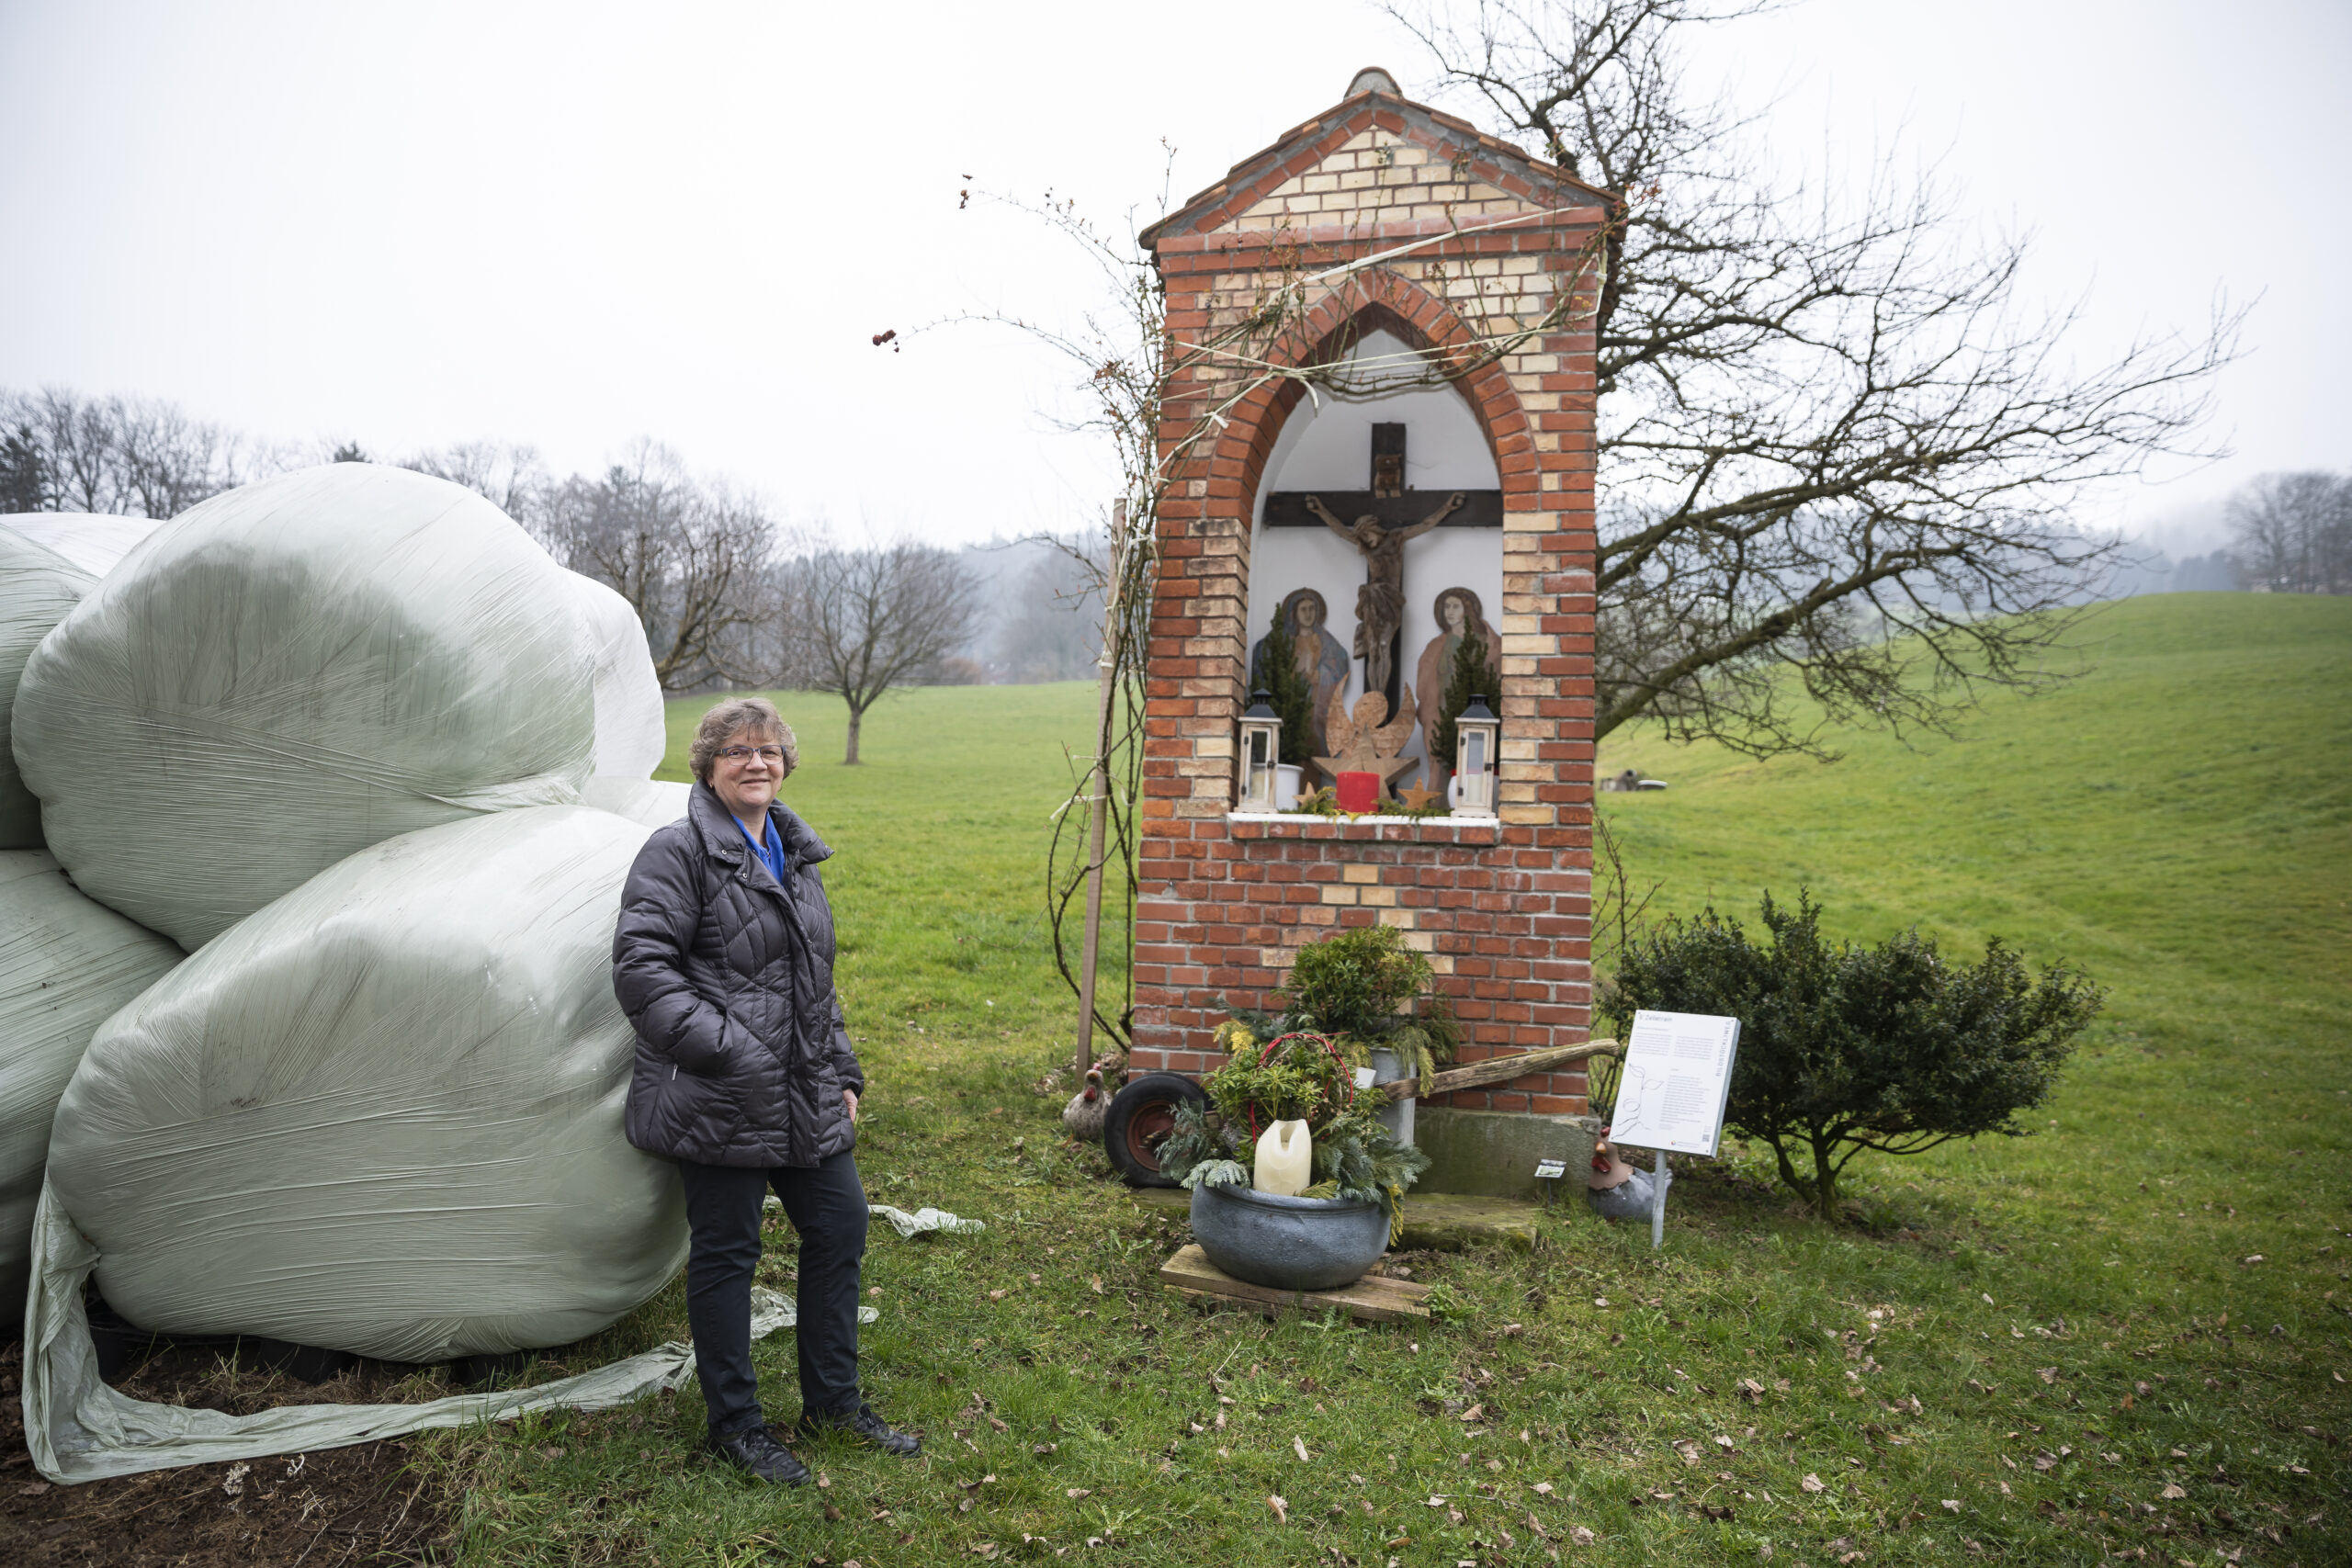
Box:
[12,464,599,948]
[46,805,689,1363]
[0,526,96,848]
[567,570,670,779]
[582,775,692,827]
[0,512,167,581]
[22,1193,836,1484]
[0,851,182,1311]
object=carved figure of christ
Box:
[1303,491,1466,699]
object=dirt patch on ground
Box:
[0,1338,455,1566]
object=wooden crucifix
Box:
[1264,423,1503,712]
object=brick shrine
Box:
[1127,69,1612,1141]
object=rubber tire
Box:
[1102,1072,1209,1188]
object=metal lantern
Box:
[1237,690,1282,812]
[1450,693,1499,817]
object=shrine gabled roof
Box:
[1138,74,1616,250]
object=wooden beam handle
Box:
[1382,1039,1621,1102]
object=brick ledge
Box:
[1225,812,1502,843]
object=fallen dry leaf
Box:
[1570,1525,1597,1546]
[1066,1487,1091,1499]
[1533,1482,1555,1496]
[1269,1495,1289,1525]
[1089,1276,1103,1294]
[2161,1483,2188,1500]
[2036,1367,2059,1384]
[1459,1404,1484,1422]
[1941,1499,1962,1512]
[1294,1436,1311,1462]
[1801,1473,1826,1494]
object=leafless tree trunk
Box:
[0,387,272,517]
[1386,0,2240,756]
[2227,472,2351,594]
[530,441,779,693]
[784,541,982,763]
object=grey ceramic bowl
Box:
[1190,1180,1388,1292]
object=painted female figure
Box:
[1250,588,1351,756]
[1414,586,1498,773]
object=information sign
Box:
[1607,1010,1741,1157]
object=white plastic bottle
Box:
[1252,1119,1313,1196]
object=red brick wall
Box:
[1131,95,1606,1114]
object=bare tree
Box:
[1385,0,2239,755]
[2226,472,2351,595]
[401,440,548,523]
[0,387,274,517]
[785,541,982,763]
[532,441,779,693]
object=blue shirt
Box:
[737,814,788,887]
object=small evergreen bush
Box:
[1429,622,1501,773]
[1601,892,2103,1222]
[1253,606,1317,767]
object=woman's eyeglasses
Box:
[718,746,786,764]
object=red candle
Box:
[1335,771,1380,813]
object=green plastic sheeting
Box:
[0,851,182,1313]
[13,464,599,948]
[0,525,96,848]
[47,805,688,1363]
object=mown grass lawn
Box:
[424,594,2351,1567]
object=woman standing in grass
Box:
[613,696,919,1485]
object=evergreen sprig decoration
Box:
[1253,606,1317,767]
[1430,620,1502,771]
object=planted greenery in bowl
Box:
[1157,1028,1430,1289]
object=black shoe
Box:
[705,1425,812,1484]
[797,1402,921,1455]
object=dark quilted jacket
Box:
[615,782,863,1168]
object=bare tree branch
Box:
[1389,0,2241,756]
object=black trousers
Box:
[676,1149,868,1438]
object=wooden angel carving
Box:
[1312,687,1419,794]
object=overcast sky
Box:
[3,0,2344,555]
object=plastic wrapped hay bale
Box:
[567,570,669,780]
[0,512,167,581]
[13,464,598,949]
[46,805,686,1362]
[582,775,690,827]
[0,527,98,849]
[0,852,181,1311]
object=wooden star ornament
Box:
[1396,784,1445,812]
[1313,689,1419,794]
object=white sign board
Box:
[1608,1010,1741,1157]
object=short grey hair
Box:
[689,697,798,784]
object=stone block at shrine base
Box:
[1415,1107,1601,1199]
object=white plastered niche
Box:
[1246,329,1505,770]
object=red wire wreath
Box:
[1241,1030,1358,1140]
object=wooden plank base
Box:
[1158,1244,1430,1323]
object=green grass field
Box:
[429,592,2351,1567]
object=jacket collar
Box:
[687,780,833,870]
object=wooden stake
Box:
[1073,505,1124,1079]
[1380,1039,1622,1101]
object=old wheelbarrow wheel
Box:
[1102,1072,1208,1188]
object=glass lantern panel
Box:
[1463,731,1488,773]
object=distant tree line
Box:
[2222,471,2350,595]
[1,388,1108,757]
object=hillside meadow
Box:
[418,594,2345,1565]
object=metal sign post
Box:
[1608,1010,1739,1251]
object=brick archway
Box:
[1199,275,1541,545]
